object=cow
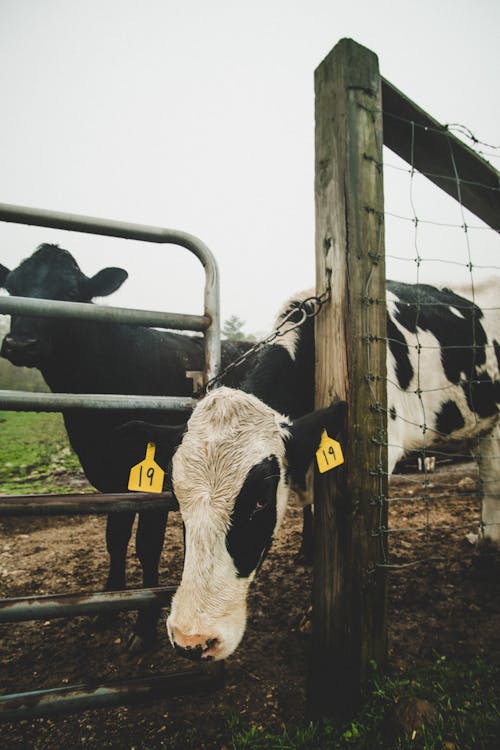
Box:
[120,280,500,662]
[0,243,251,649]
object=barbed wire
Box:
[444,122,500,151]
[383,111,500,153]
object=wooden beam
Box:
[309,38,388,720]
[382,78,500,231]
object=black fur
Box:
[387,314,414,390]
[435,400,465,435]
[225,456,279,578]
[285,401,347,491]
[387,280,498,419]
[241,299,315,418]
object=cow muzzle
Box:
[169,627,221,662]
[0,335,42,367]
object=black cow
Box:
[0,243,250,648]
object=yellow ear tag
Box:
[316,430,344,473]
[128,442,165,493]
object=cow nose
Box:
[1,335,40,363]
[170,629,220,661]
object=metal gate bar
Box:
[0,586,175,622]
[0,665,225,722]
[0,389,196,412]
[0,294,209,332]
[0,490,178,516]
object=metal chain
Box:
[195,286,332,398]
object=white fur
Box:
[272,288,315,360]
[167,388,291,660]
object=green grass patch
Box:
[225,657,499,750]
[0,410,83,493]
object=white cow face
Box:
[167,387,346,662]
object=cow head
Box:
[164,387,346,661]
[0,244,128,367]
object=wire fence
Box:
[371,113,500,569]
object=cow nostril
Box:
[174,641,204,662]
[172,636,220,662]
[3,336,39,354]
[6,336,38,347]
[1,336,41,364]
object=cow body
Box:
[386,280,500,470]
[0,244,250,646]
[130,280,499,662]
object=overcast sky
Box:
[1,0,499,335]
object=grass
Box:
[226,657,499,750]
[0,410,83,493]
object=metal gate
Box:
[0,202,223,720]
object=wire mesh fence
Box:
[372,111,500,569]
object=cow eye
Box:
[250,498,270,520]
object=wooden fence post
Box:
[308,38,388,720]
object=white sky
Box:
[1,0,499,334]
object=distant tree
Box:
[222,314,247,340]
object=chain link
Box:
[195,286,332,398]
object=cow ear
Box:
[0,263,11,287]
[114,420,187,453]
[82,267,128,299]
[285,400,347,490]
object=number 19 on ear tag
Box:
[128,443,165,493]
[316,430,344,473]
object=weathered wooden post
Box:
[308,38,388,719]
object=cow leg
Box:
[474,422,500,547]
[131,509,169,648]
[295,465,314,564]
[94,511,135,631]
[105,511,135,590]
[297,506,314,564]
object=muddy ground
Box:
[0,461,499,749]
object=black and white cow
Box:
[125,280,500,662]
[0,243,250,647]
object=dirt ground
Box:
[0,461,499,749]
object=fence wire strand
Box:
[366,107,500,569]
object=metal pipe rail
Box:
[0,294,210,332]
[0,666,225,722]
[0,389,196,412]
[0,586,176,623]
[0,490,179,516]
